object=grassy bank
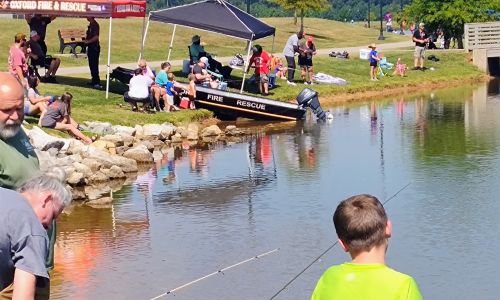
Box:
[27,49,484,129]
[0,17,407,70]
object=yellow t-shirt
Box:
[311,263,422,300]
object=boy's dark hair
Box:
[333,194,388,252]
[27,75,38,89]
[134,68,142,76]
[161,62,171,70]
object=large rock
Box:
[100,134,124,147]
[25,126,71,151]
[66,140,87,155]
[187,123,199,133]
[161,123,176,139]
[134,125,144,137]
[123,145,154,163]
[142,124,163,137]
[88,171,109,183]
[225,125,244,136]
[72,162,92,178]
[81,158,102,172]
[91,140,117,153]
[83,121,113,135]
[138,140,154,152]
[152,150,163,161]
[101,166,126,179]
[176,126,188,138]
[67,172,86,186]
[35,149,54,170]
[171,133,182,143]
[201,125,222,137]
[112,125,136,136]
[116,133,134,147]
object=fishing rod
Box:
[268,182,412,300]
[149,248,279,300]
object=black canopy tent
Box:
[140,0,276,92]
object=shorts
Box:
[370,61,378,67]
[414,46,425,59]
[298,56,313,67]
[24,103,30,115]
[32,57,56,69]
[259,74,269,84]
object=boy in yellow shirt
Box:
[311,194,422,300]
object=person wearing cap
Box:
[25,14,56,56]
[8,33,29,86]
[412,22,429,70]
[193,57,217,87]
[298,36,316,85]
[246,45,271,96]
[85,17,102,89]
[368,43,381,81]
[189,35,223,74]
[282,30,304,86]
[28,30,61,82]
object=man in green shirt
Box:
[311,194,422,300]
[0,72,39,189]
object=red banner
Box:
[0,0,146,18]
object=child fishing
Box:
[369,43,381,81]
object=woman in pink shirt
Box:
[8,33,29,85]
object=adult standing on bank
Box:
[26,14,56,56]
[8,33,29,87]
[0,73,39,190]
[282,30,304,86]
[85,17,102,89]
[412,23,429,71]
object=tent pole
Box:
[139,14,151,62]
[271,34,275,53]
[105,17,113,100]
[240,40,253,93]
[139,14,147,61]
[167,24,177,61]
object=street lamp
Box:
[378,0,385,40]
[368,0,371,28]
[400,0,404,35]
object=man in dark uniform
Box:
[85,17,102,89]
[25,14,56,56]
[412,22,429,70]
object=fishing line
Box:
[149,248,279,300]
[268,182,412,300]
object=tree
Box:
[401,0,499,48]
[272,0,330,30]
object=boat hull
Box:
[194,86,306,121]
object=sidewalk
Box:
[56,40,414,76]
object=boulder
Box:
[88,171,109,183]
[86,196,113,206]
[47,148,59,157]
[151,139,165,150]
[72,162,92,178]
[100,134,124,147]
[83,121,113,135]
[152,150,163,161]
[134,125,144,137]
[176,126,188,138]
[160,123,176,139]
[112,125,136,136]
[91,140,117,152]
[66,140,87,155]
[70,187,87,200]
[138,140,155,153]
[108,156,138,173]
[67,172,86,186]
[142,124,163,137]
[201,125,222,137]
[101,165,126,179]
[187,131,198,140]
[81,158,102,172]
[225,125,245,136]
[116,133,134,147]
[171,133,182,143]
[25,126,71,151]
[41,141,65,152]
[123,145,154,163]
[187,123,199,133]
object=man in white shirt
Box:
[282,30,303,86]
[125,68,153,111]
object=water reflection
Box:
[52,81,500,300]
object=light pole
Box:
[400,0,405,35]
[368,0,371,28]
[378,0,385,40]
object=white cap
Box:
[199,56,209,68]
[30,30,38,38]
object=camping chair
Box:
[378,57,394,77]
[28,57,50,80]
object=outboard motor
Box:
[296,88,330,120]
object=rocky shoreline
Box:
[24,121,245,204]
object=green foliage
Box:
[402,0,499,42]
[272,0,330,28]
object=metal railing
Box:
[464,21,500,51]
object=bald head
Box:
[0,73,24,140]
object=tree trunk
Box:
[246,0,250,14]
[457,37,464,49]
[300,9,304,31]
[294,9,297,25]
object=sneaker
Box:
[287,80,296,86]
[308,81,313,85]
[412,66,421,70]
[93,84,103,89]
[304,81,310,85]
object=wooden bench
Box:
[58,29,86,56]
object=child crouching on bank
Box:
[311,194,422,300]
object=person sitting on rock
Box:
[26,75,53,126]
[40,92,94,144]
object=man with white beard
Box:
[0,72,39,189]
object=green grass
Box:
[29,76,212,128]
[0,17,408,70]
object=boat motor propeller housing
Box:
[296,88,329,120]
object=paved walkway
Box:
[56,40,414,76]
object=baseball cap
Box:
[30,30,39,38]
[419,22,425,28]
[199,56,209,67]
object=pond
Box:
[51,79,500,300]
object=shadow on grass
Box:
[52,75,128,95]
